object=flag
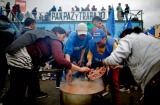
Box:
[124,17,132,29]
[144,31,148,35]
[123,20,127,30]
[127,17,132,29]
[0,7,2,16]
[106,7,115,38]
[148,27,155,36]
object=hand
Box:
[72,61,77,65]
[78,59,82,66]
[79,67,90,72]
[66,70,72,84]
[102,59,107,66]
[109,65,123,69]
[106,66,110,75]
[86,61,92,67]
[44,63,51,70]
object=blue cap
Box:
[92,29,105,42]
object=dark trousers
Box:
[6,66,39,105]
[11,13,15,21]
[143,71,160,105]
[6,12,10,18]
[119,66,136,89]
[0,57,8,94]
[56,71,63,87]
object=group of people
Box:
[0,12,160,105]
[5,2,23,22]
[0,15,90,105]
[116,3,130,21]
[4,2,130,23]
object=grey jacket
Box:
[104,32,160,92]
[5,29,62,54]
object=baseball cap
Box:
[92,29,105,42]
[76,23,88,35]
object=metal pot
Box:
[60,89,104,105]
[60,79,105,105]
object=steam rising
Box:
[60,78,104,94]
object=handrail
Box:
[1,6,23,31]
[24,10,143,22]
[10,21,19,33]
[1,5,143,22]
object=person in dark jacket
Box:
[15,17,36,39]
[5,2,10,18]
[124,4,130,21]
[16,4,23,22]
[0,15,16,97]
[32,7,37,20]
[4,27,90,105]
[11,4,17,21]
[49,5,56,12]
[15,17,48,98]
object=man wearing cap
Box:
[65,22,92,78]
[86,29,121,105]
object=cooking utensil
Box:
[60,79,104,105]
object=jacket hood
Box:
[20,27,32,35]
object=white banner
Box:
[50,11,107,21]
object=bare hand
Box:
[44,63,51,70]
[86,61,92,67]
[66,70,72,84]
[109,65,123,69]
[79,67,90,72]
[102,59,107,66]
[78,60,82,66]
[72,61,77,65]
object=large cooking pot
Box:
[60,78,105,105]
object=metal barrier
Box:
[1,7,143,22]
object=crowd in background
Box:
[3,2,133,22]
[5,2,24,22]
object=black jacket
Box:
[0,20,15,56]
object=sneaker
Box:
[36,91,48,98]
[56,87,60,89]
[133,86,138,90]
[119,87,130,93]
[130,85,134,89]
[102,91,109,96]
[130,85,138,90]
[0,88,8,98]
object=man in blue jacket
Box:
[65,22,92,78]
